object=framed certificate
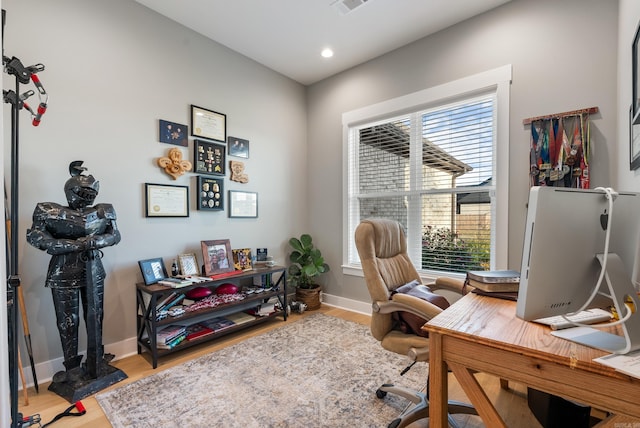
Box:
[229,190,258,218]
[191,105,226,142]
[145,183,189,217]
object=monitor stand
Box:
[551,253,640,355]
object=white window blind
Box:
[345,68,510,277]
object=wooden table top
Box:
[424,293,630,380]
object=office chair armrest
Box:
[431,276,467,295]
[374,293,443,320]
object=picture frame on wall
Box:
[158,119,188,146]
[138,257,168,285]
[227,136,249,158]
[229,190,258,218]
[144,183,189,218]
[633,21,640,121]
[197,176,224,210]
[201,239,235,276]
[630,105,640,170]
[191,105,226,142]
[194,139,226,176]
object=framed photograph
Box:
[232,248,252,271]
[138,257,168,285]
[145,183,189,218]
[201,239,235,276]
[634,22,640,119]
[229,190,258,218]
[178,253,200,276]
[191,105,226,142]
[197,176,224,210]
[194,139,226,176]
[158,119,188,146]
[227,136,249,158]
[631,105,640,170]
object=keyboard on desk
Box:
[534,308,613,330]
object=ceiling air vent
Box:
[331,0,369,15]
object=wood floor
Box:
[16,306,543,427]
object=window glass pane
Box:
[348,93,497,274]
[358,119,410,194]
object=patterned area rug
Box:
[96,313,427,427]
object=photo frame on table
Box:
[138,257,168,285]
[158,119,188,146]
[197,176,224,210]
[145,183,189,218]
[232,248,252,271]
[178,253,200,276]
[201,239,235,276]
[191,105,226,142]
[194,139,226,176]
[228,190,258,218]
[227,136,249,158]
[633,22,640,120]
[630,105,640,171]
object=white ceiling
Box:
[134,0,512,85]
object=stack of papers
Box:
[594,350,640,379]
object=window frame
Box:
[342,65,512,281]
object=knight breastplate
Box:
[41,204,112,288]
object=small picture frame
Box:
[201,239,235,276]
[630,105,640,170]
[633,22,640,119]
[191,105,226,142]
[158,119,188,146]
[138,257,168,285]
[197,176,224,211]
[178,253,200,276]
[227,136,249,158]
[145,183,189,218]
[232,248,253,271]
[194,139,226,176]
[229,190,258,218]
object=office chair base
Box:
[377,383,477,428]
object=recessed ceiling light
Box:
[321,48,334,58]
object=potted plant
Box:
[287,234,330,310]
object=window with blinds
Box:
[347,94,496,275]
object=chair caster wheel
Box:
[376,388,387,399]
[388,418,401,428]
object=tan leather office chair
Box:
[354,218,476,428]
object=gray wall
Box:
[307,0,620,303]
[2,0,307,378]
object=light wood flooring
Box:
[13,306,579,427]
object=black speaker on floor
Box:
[527,388,596,428]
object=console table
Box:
[423,293,640,427]
[136,266,286,368]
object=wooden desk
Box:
[423,293,640,428]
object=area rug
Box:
[96,313,427,427]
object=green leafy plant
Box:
[287,234,330,289]
[421,226,487,273]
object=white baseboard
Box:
[20,294,369,390]
[321,292,371,315]
[21,337,139,390]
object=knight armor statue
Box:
[26,161,122,390]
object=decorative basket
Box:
[295,286,322,310]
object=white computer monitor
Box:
[516,186,640,354]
